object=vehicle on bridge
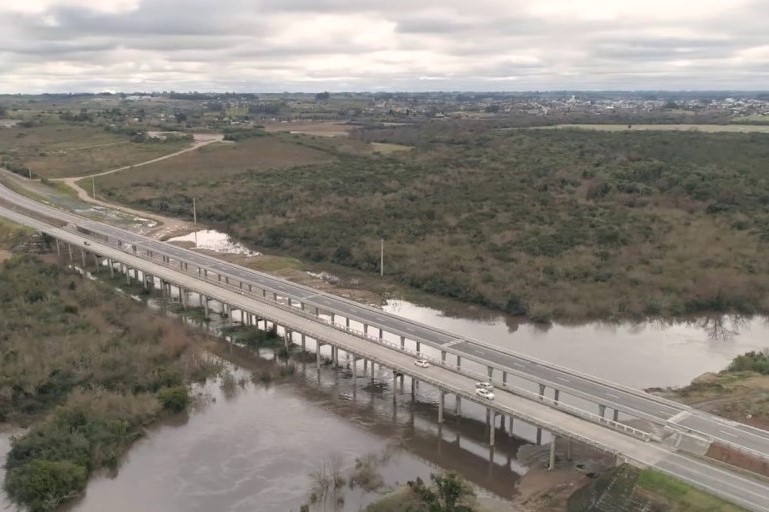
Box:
[414,358,430,368]
[475,381,493,391]
[476,388,494,400]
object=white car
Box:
[414,358,430,368]
[475,382,493,391]
[476,388,495,400]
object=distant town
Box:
[1,91,767,130]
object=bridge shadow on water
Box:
[208,339,533,500]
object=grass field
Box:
[93,135,333,195]
[538,123,769,133]
[636,470,746,511]
[0,124,192,178]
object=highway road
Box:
[1,180,769,460]
[2,201,769,511]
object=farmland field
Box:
[0,124,191,178]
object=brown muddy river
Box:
[3,297,768,512]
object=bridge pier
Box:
[363,324,368,335]
[456,356,461,370]
[81,249,86,268]
[301,334,306,353]
[536,427,542,445]
[108,258,114,278]
[203,296,209,317]
[489,411,496,447]
[416,341,420,353]
[370,360,375,383]
[455,395,461,415]
[316,342,322,366]
[379,328,383,339]
[346,318,350,329]
[508,415,514,436]
[539,384,546,400]
[441,351,446,365]
[487,366,493,380]
[438,391,445,424]
[599,404,606,419]
[67,242,73,262]
[502,371,507,387]
[554,389,560,405]
[613,409,619,422]
[411,378,416,398]
[486,408,491,427]
[125,265,130,284]
[549,439,556,470]
[55,238,60,257]
[400,336,405,350]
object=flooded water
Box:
[169,230,261,256]
[66,344,530,512]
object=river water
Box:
[52,299,767,512]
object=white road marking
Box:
[556,376,571,383]
[719,430,740,438]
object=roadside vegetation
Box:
[568,464,746,512]
[0,245,219,511]
[96,126,769,321]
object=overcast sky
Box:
[1,0,768,93]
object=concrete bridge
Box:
[2,186,769,510]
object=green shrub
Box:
[156,386,190,412]
[6,459,87,512]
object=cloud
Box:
[0,0,767,92]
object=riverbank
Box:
[0,222,220,511]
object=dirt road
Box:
[56,133,223,239]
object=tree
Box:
[0,105,7,117]
[315,91,331,101]
[407,472,475,512]
[5,459,87,512]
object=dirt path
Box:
[55,133,223,239]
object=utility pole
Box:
[27,168,32,180]
[380,238,384,277]
[91,177,96,199]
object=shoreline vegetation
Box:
[0,226,220,512]
[93,126,769,322]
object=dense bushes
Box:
[97,128,769,319]
[0,255,217,510]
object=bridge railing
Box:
[97,239,658,443]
